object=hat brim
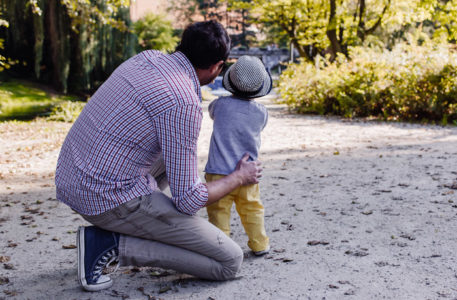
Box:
[222,64,273,99]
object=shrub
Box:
[133,13,179,53]
[279,43,457,124]
[47,101,85,122]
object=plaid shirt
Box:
[55,51,208,216]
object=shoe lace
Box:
[92,249,120,282]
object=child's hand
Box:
[235,153,263,185]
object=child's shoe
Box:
[253,245,270,256]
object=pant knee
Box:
[218,245,243,280]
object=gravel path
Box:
[1,95,457,299]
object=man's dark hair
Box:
[176,20,231,69]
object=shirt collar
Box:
[171,51,202,102]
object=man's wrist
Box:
[229,170,244,187]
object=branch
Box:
[356,0,365,40]
[365,0,391,35]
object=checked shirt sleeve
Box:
[154,104,208,215]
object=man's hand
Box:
[205,153,263,206]
[234,153,263,185]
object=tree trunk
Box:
[32,0,44,79]
[357,0,366,41]
[46,0,64,91]
[357,0,390,42]
[291,39,311,61]
[326,0,343,60]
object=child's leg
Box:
[205,174,235,236]
[234,184,269,252]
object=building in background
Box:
[129,0,262,47]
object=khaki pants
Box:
[205,174,269,252]
[81,192,243,281]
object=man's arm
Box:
[205,153,262,206]
[154,104,208,215]
[154,104,263,214]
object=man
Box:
[55,21,262,292]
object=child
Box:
[205,55,271,256]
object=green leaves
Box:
[60,0,131,32]
[278,42,457,124]
[133,13,179,53]
[229,0,457,61]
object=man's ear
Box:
[211,60,224,73]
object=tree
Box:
[0,16,18,72]
[169,0,226,25]
[229,0,439,61]
[1,0,135,93]
[170,0,256,47]
[431,0,457,42]
[133,13,179,53]
[230,0,332,60]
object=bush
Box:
[279,43,457,124]
[47,101,85,122]
[133,13,179,53]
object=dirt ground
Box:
[1,95,457,300]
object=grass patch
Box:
[0,80,80,121]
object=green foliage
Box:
[0,16,19,72]
[229,0,396,59]
[279,43,457,124]
[229,0,457,60]
[59,0,131,32]
[47,100,85,122]
[133,13,179,53]
[2,0,135,93]
[0,80,78,120]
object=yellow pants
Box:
[205,174,269,252]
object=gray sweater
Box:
[204,96,268,175]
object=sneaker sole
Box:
[253,245,270,256]
[77,226,113,292]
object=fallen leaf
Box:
[3,290,18,296]
[159,286,171,293]
[307,240,329,246]
[344,289,355,295]
[0,256,10,263]
[62,244,77,249]
[273,248,286,253]
[0,276,9,285]
[345,250,368,257]
[444,182,457,190]
[400,234,416,241]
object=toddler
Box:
[205,55,271,255]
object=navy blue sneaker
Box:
[77,226,120,291]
